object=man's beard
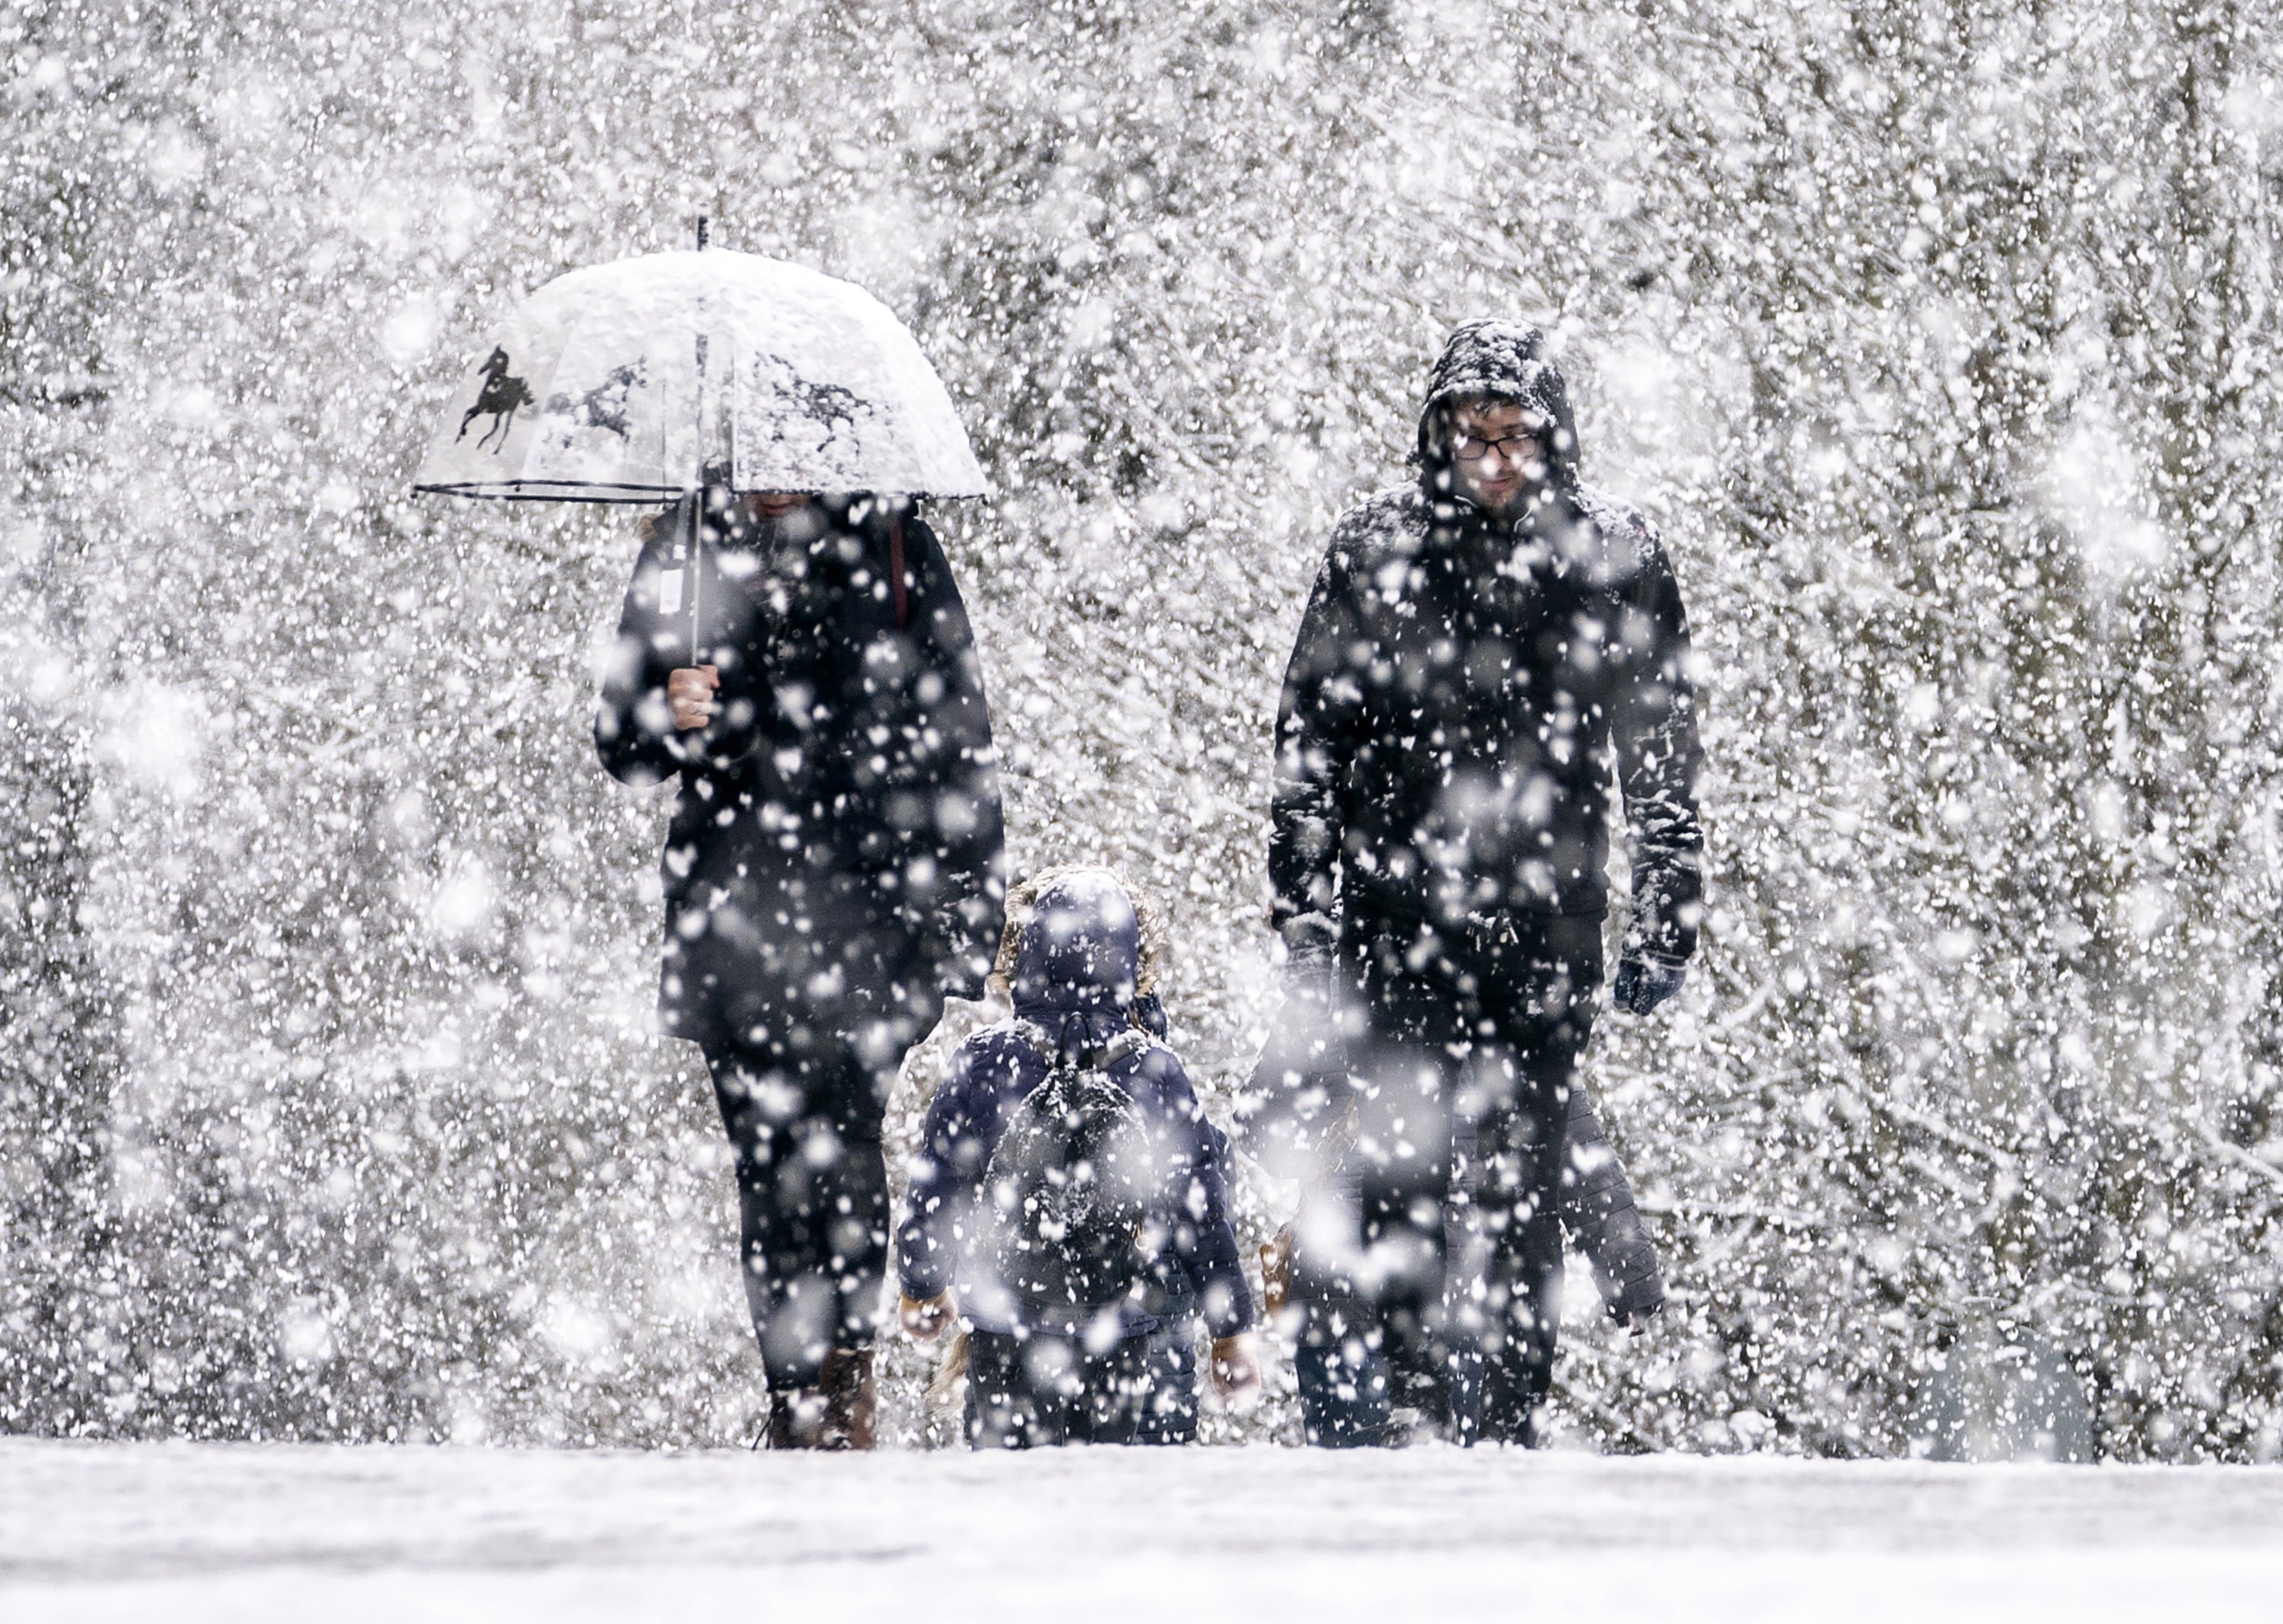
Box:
[1465,480,1536,521]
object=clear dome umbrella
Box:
[412,230,988,659]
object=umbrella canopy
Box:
[413,250,988,502]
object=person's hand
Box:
[668,665,719,731]
[1613,951,1687,1016]
[1208,1333,1261,1402]
[900,1291,954,1341]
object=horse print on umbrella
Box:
[457,347,536,453]
[750,352,877,476]
[543,360,647,444]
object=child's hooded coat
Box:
[896,871,1255,1339]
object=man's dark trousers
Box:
[1295,911,1601,1446]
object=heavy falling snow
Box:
[8,0,2283,1549]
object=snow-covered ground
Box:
[5,1441,2279,1622]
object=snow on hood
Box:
[1414,318,1581,495]
[1009,870,1142,1020]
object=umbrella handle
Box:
[686,489,703,665]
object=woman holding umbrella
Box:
[418,247,1005,1448]
[596,482,1003,1450]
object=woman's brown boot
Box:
[817,1349,877,1450]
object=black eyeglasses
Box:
[1449,430,1544,463]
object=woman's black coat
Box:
[594,495,1005,1057]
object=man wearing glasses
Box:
[1246,319,1704,1447]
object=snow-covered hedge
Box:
[5,0,2281,1458]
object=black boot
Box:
[766,1387,827,1450]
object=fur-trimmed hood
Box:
[989,865,1166,1004]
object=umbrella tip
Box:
[696,215,708,251]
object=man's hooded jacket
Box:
[595,495,1006,1054]
[1269,320,1703,961]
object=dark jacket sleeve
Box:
[1610,528,1704,961]
[1140,1050,1256,1338]
[593,515,690,788]
[896,1038,1003,1302]
[906,524,1007,999]
[1268,527,1371,946]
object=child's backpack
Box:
[985,1022,1157,1329]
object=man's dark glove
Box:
[1611,1301,1665,1333]
[1606,1272,1667,1329]
[1612,951,1687,1016]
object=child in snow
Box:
[896,866,1259,1447]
